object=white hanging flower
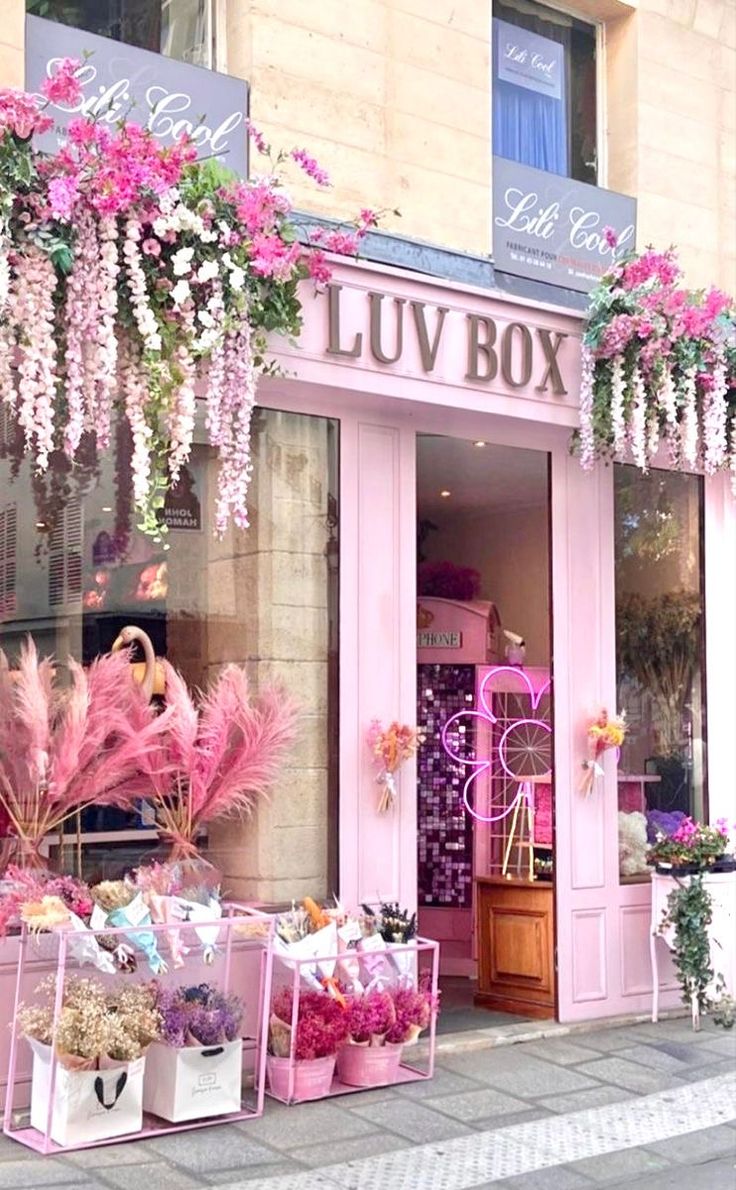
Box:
[228,265,246,291]
[578,346,596,471]
[630,365,648,472]
[158,187,180,215]
[171,279,191,306]
[0,240,10,313]
[730,414,736,496]
[196,259,220,284]
[658,364,679,460]
[199,229,218,243]
[647,411,660,463]
[703,361,728,474]
[171,246,195,276]
[680,366,699,469]
[611,354,627,457]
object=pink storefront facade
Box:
[263,255,736,1024]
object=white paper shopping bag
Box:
[29,1041,144,1146]
[142,1039,243,1122]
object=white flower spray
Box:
[680,366,699,469]
[702,361,728,475]
[579,346,596,470]
[630,365,648,472]
[611,354,627,458]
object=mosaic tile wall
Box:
[417,663,475,909]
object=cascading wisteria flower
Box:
[0,64,380,537]
[578,243,736,488]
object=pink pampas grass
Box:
[144,662,299,861]
[0,638,174,868]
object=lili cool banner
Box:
[24,14,248,177]
[495,19,563,100]
[492,156,637,293]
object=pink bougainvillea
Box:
[579,248,736,489]
[0,62,378,536]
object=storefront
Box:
[4,252,732,1027]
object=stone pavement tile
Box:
[599,1156,736,1189]
[439,1049,602,1097]
[537,1086,634,1114]
[0,1137,34,1163]
[203,1163,304,1185]
[515,1038,604,1066]
[232,1098,376,1150]
[615,1044,697,1073]
[673,1058,735,1083]
[286,1131,409,1168]
[420,1086,528,1122]
[145,1128,284,1175]
[0,1159,84,1187]
[699,1034,736,1060]
[629,1021,714,1045]
[63,1142,161,1168]
[392,1066,486,1100]
[574,1056,683,1094]
[643,1124,736,1163]
[348,1097,474,1142]
[491,1166,596,1189]
[570,1028,652,1052]
[566,1146,673,1183]
[98,1163,201,1190]
[471,1107,554,1131]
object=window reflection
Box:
[614,466,706,882]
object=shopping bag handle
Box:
[201,1047,224,1058]
[94,1071,128,1110]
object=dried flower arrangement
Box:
[154,983,244,1048]
[0,866,92,938]
[134,662,299,862]
[0,638,174,868]
[366,721,422,814]
[269,988,348,1062]
[373,903,417,945]
[344,983,438,1048]
[18,976,160,1067]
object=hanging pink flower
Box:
[40,57,83,106]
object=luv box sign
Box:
[24,15,248,177]
[493,157,637,294]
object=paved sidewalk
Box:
[0,1015,733,1188]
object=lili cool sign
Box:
[25,15,248,177]
[493,157,637,293]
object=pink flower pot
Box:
[266,1054,336,1102]
[337,1042,404,1087]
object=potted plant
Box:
[647,817,733,875]
[267,988,348,1102]
[18,976,159,1145]
[143,982,245,1122]
[337,984,438,1088]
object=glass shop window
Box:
[25,0,213,67]
[492,0,598,184]
[614,466,707,883]
[0,408,339,901]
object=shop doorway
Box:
[415,434,556,1026]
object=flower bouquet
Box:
[580,709,627,796]
[19,977,159,1145]
[267,987,348,1102]
[272,898,340,992]
[362,902,418,984]
[367,720,422,813]
[143,983,245,1122]
[337,983,438,1087]
[647,817,734,874]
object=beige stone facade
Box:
[3,0,733,286]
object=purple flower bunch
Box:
[345,983,439,1046]
[156,982,244,1048]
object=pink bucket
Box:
[337,1043,404,1088]
[266,1054,336,1102]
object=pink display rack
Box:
[266,934,440,1105]
[3,902,274,1155]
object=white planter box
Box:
[29,1041,144,1147]
[142,1039,243,1122]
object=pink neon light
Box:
[441,666,552,824]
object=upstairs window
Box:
[492,0,597,184]
[26,1,213,67]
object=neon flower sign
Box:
[441,666,552,876]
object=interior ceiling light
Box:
[440,489,451,498]
[473,440,487,447]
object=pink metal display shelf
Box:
[3,902,274,1155]
[266,934,440,1105]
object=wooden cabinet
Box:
[475,877,555,1019]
